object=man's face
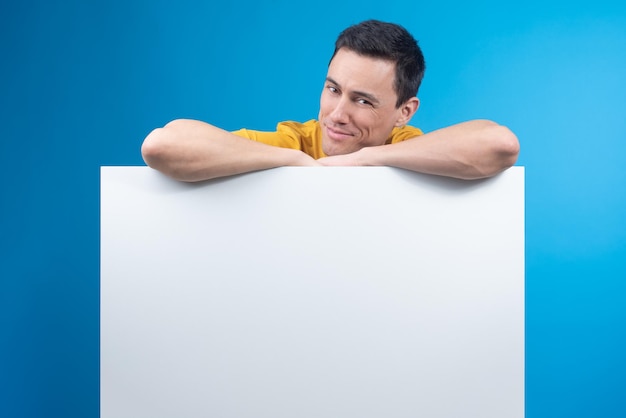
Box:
[319,48,415,156]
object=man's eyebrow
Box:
[325,77,381,105]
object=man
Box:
[141,20,519,181]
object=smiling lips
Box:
[325,124,354,141]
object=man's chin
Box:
[322,140,356,157]
[323,146,349,157]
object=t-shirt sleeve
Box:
[388,125,424,144]
[231,125,303,151]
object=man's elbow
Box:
[141,127,167,169]
[478,123,520,178]
[141,121,188,178]
[460,123,519,180]
[492,123,520,168]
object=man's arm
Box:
[141,119,319,182]
[317,120,520,180]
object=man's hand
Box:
[316,150,365,167]
[294,152,324,167]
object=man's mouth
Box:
[325,125,354,141]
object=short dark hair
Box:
[331,20,426,108]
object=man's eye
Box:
[328,86,339,94]
[358,99,372,106]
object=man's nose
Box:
[329,98,350,124]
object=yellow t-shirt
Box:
[232,120,423,159]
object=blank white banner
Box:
[101,166,524,418]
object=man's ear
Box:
[395,97,420,127]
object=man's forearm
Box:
[141,119,318,182]
[319,120,520,180]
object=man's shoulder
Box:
[276,120,324,158]
[277,119,320,134]
[232,120,319,140]
[389,124,424,144]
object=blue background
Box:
[2,0,625,417]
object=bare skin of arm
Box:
[142,118,519,182]
[141,119,320,182]
[318,120,520,180]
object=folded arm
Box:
[318,120,520,180]
[141,119,319,182]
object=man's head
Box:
[331,20,426,107]
[319,20,426,156]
